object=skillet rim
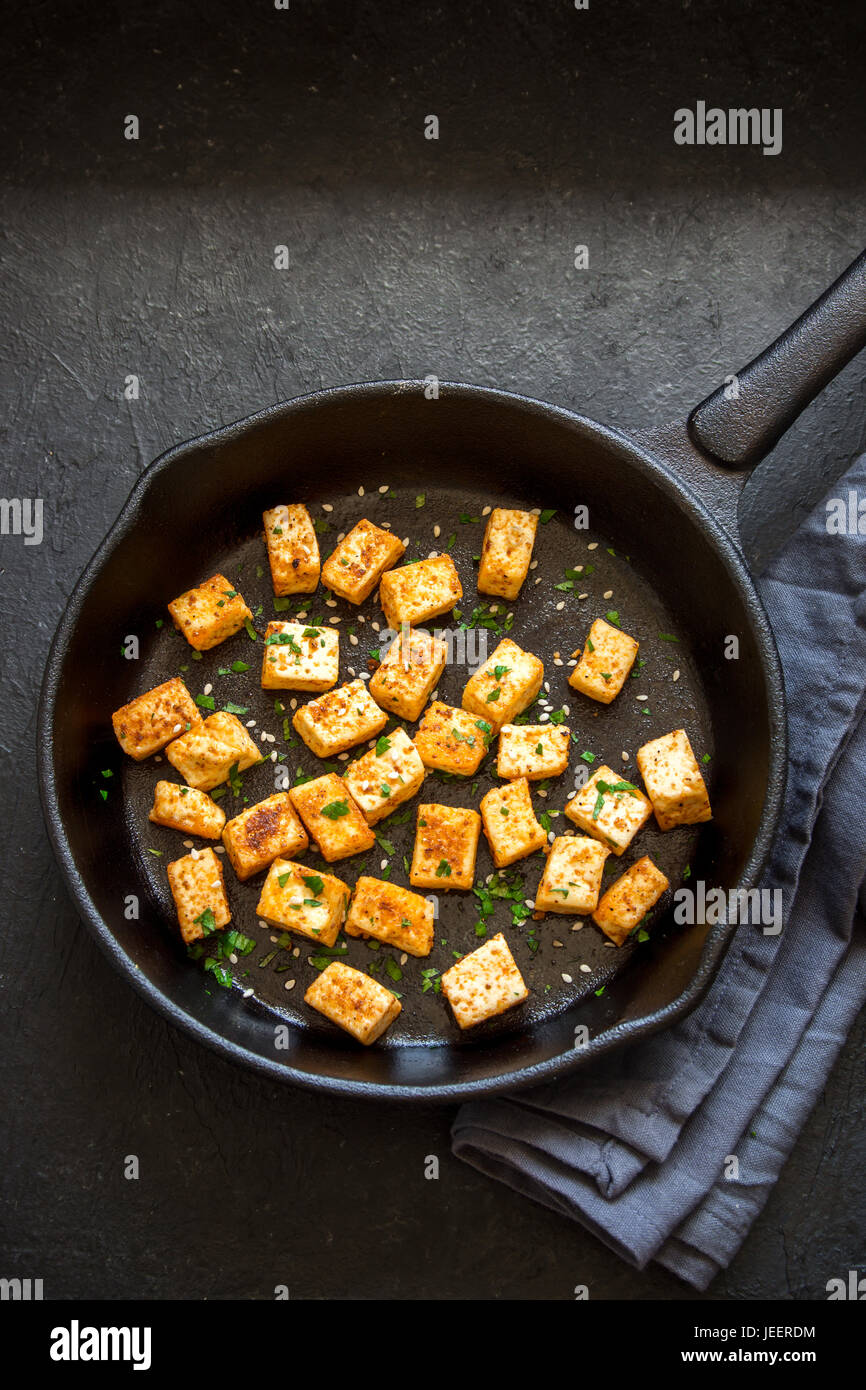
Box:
[36,379,787,1101]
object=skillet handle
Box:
[688,248,866,469]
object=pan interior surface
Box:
[42,385,781,1096]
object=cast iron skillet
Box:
[38,251,866,1100]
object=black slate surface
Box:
[1,0,863,1299]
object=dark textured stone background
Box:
[1,0,863,1299]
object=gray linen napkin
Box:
[452,453,866,1289]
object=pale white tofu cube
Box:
[344,876,435,956]
[564,763,652,855]
[260,620,339,692]
[263,504,321,595]
[636,728,713,830]
[461,638,544,731]
[304,961,402,1044]
[480,776,547,868]
[569,617,639,704]
[496,723,571,781]
[368,626,448,721]
[256,858,350,946]
[533,835,609,914]
[342,727,426,825]
[321,518,406,603]
[440,933,528,1029]
[593,856,670,945]
[378,554,462,628]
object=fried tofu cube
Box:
[441,933,528,1030]
[564,764,652,855]
[149,781,226,839]
[112,677,203,760]
[321,518,405,604]
[342,727,425,825]
[409,803,481,890]
[368,626,448,721]
[569,617,638,704]
[344,876,435,957]
[221,793,309,880]
[534,835,610,914]
[636,728,713,830]
[289,773,376,862]
[414,701,492,777]
[167,573,253,651]
[263,503,320,596]
[477,508,538,600]
[461,638,544,732]
[378,554,462,629]
[592,856,670,946]
[304,961,401,1045]
[166,847,231,944]
[260,620,339,692]
[480,776,547,868]
[256,858,350,946]
[496,723,571,781]
[165,711,261,791]
[292,679,388,758]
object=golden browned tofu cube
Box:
[342,727,425,825]
[477,508,538,600]
[263,503,320,596]
[149,781,226,839]
[289,773,376,862]
[256,858,350,946]
[167,573,253,651]
[368,626,448,721]
[480,776,547,869]
[534,835,609,914]
[568,617,638,704]
[292,679,388,758]
[496,723,571,781]
[592,856,670,945]
[260,620,339,692]
[409,803,481,890]
[564,764,652,856]
[413,701,492,776]
[304,961,401,1045]
[344,876,435,957]
[461,637,544,732]
[112,677,203,761]
[378,554,462,628]
[166,847,231,945]
[165,711,261,791]
[221,793,309,880]
[321,518,405,604]
[440,933,528,1030]
[636,728,713,830]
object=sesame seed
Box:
[380,520,392,529]
[270,750,277,762]
[203,682,213,695]
[349,634,358,646]
[578,592,588,600]
[603,589,613,599]
[378,484,389,493]
[622,751,629,762]
[290,698,297,709]
[636,694,648,701]
[555,600,565,611]
[325,598,337,607]
[347,666,356,677]
[529,559,538,570]
[190,847,199,860]
[284,979,296,990]
[562,704,570,716]
[561,972,573,983]
[489,604,499,614]
[568,659,577,666]
[538,788,548,797]
[587,542,598,550]
[482,505,492,516]
[338,752,349,760]
[322,503,333,512]
[553,940,563,948]
[229,952,238,965]
[245,718,256,727]
[293,947,300,957]
[571,920,583,930]
[330,616,341,624]
[380,858,388,870]
[673,669,681,681]
[358,486,365,496]
[548,830,555,842]
[535,576,542,584]
[371,621,380,632]
[399,953,408,966]
[243,987,254,998]
[337,532,345,542]
[155,756,162,763]
[530,507,541,516]
[543,681,550,692]
[402,537,410,546]
[433,524,441,538]
[173,723,183,734]
[580,963,591,973]
[554,658,563,666]
[297,611,307,620]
